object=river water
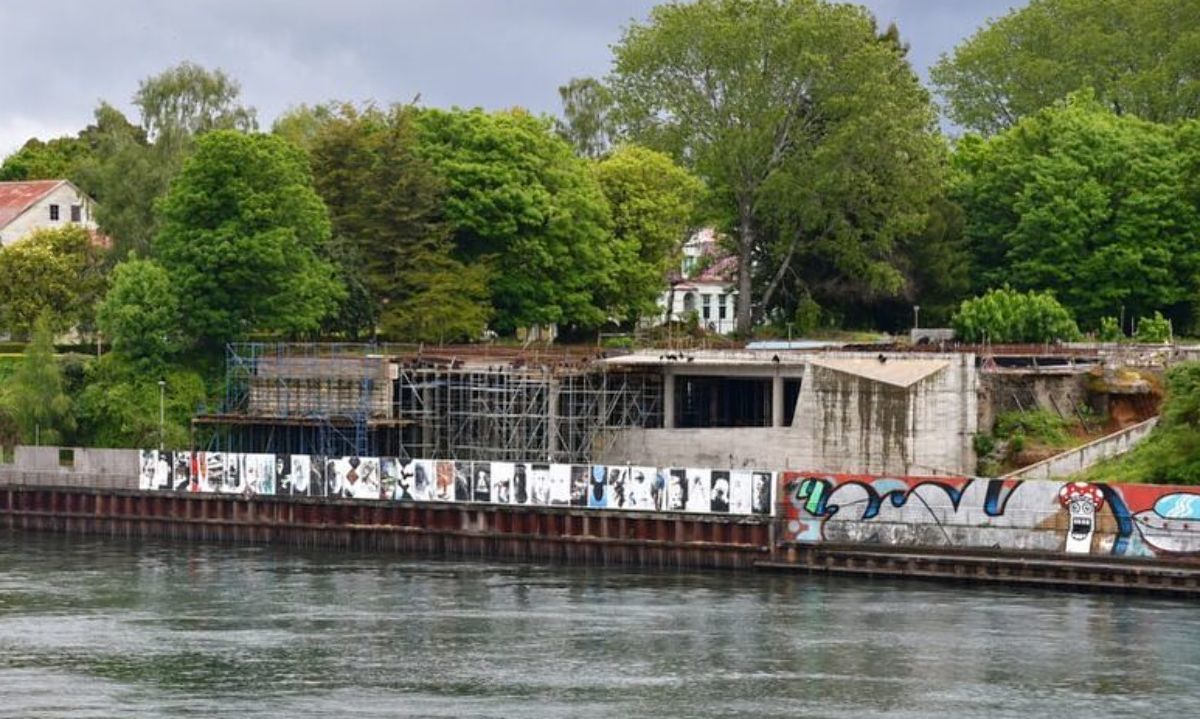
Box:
[0,531,1197,718]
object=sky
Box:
[0,0,1027,158]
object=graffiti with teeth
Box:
[781,472,1200,558]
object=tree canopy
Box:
[416,108,617,333]
[0,226,107,337]
[96,257,182,371]
[154,130,344,348]
[952,95,1200,328]
[610,0,944,333]
[932,0,1200,135]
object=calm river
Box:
[0,531,1197,718]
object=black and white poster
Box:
[471,461,492,503]
[569,465,589,507]
[490,462,514,504]
[710,471,731,513]
[627,466,656,511]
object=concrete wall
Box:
[600,353,976,476]
[1001,417,1159,481]
[780,471,1200,559]
[978,371,1090,434]
[0,446,138,489]
[0,182,97,247]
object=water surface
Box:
[0,531,1196,717]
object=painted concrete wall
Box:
[780,472,1200,558]
[0,182,97,247]
[600,353,976,476]
[1001,417,1159,481]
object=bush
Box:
[994,409,1072,447]
[1134,311,1171,343]
[1097,316,1123,342]
[952,287,1081,343]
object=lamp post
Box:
[158,380,166,452]
[913,304,921,331]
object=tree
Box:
[556,77,616,158]
[4,313,74,445]
[416,108,617,333]
[273,102,340,154]
[610,0,943,333]
[96,257,182,370]
[133,61,257,146]
[952,287,1081,343]
[952,95,1200,327]
[0,226,107,337]
[932,0,1200,135]
[75,359,206,449]
[592,145,704,323]
[307,104,491,340]
[154,131,344,348]
[0,136,92,181]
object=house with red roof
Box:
[0,179,98,247]
[659,228,740,334]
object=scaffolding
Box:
[195,343,663,463]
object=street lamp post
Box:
[913,305,921,331]
[158,380,166,452]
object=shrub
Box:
[952,287,1081,343]
[994,409,1072,447]
[1097,316,1123,342]
[1134,311,1171,343]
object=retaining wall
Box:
[1000,417,1159,481]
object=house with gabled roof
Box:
[0,180,98,247]
[659,227,740,334]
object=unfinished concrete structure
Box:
[194,344,979,476]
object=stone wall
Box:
[1001,417,1159,481]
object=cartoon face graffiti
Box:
[1058,482,1104,554]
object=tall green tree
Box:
[3,313,74,445]
[133,61,257,146]
[96,257,182,370]
[154,131,344,349]
[416,108,617,333]
[610,0,943,333]
[952,95,1200,327]
[932,0,1200,135]
[592,145,704,323]
[308,104,491,341]
[556,77,616,159]
[0,226,108,337]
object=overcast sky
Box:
[0,0,1026,158]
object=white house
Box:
[0,180,98,247]
[659,228,739,334]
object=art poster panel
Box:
[309,456,329,498]
[279,455,312,496]
[569,465,589,507]
[453,461,472,502]
[138,450,164,490]
[189,451,211,493]
[729,470,753,515]
[685,468,711,514]
[242,453,276,496]
[380,458,405,500]
[607,466,631,510]
[435,461,456,502]
[624,466,655,511]
[710,470,731,513]
[549,464,572,505]
[355,457,381,500]
[587,465,608,509]
[471,461,493,503]
[511,463,530,506]
[218,454,244,494]
[667,469,688,511]
[651,468,670,512]
[528,463,552,506]
[171,452,191,492]
[408,459,436,501]
[490,462,514,505]
[751,471,774,516]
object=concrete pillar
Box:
[772,374,784,427]
[663,372,676,429]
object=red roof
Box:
[0,180,64,228]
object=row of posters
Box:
[138,451,774,516]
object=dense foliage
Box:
[0,226,107,337]
[952,287,1081,343]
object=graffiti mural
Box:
[780,472,1200,558]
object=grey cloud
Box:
[0,0,1024,157]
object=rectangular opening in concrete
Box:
[676,375,772,428]
[783,378,803,426]
[58,448,74,468]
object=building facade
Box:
[0,180,98,247]
[658,228,739,334]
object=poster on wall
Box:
[527,463,552,505]
[686,469,711,513]
[668,469,688,511]
[138,450,169,490]
[471,462,492,503]
[171,452,191,491]
[710,470,731,513]
[188,452,210,492]
[549,464,571,505]
[511,463,530,505]
[729,470,752,515]
[569,465,589,507]
[434,461,456,502]
[607,466,630,509]
[752,471,773,516]
[380,457,405,499]
[242,453,276,496]
[219,453,243,494]
[453,461,471,501]
[587,465,608,508]
[490,462,514,504]
[625,466,656,511]
[328,456,380,499]
[279,455,315,496]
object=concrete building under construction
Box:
[194,343,981,476]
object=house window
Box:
[719,294,728,320]
[702,294,712,320]
[70,205,82,222]
[682,256,697,276]
[49,204,60,221]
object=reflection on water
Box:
[0,531,1198,718]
